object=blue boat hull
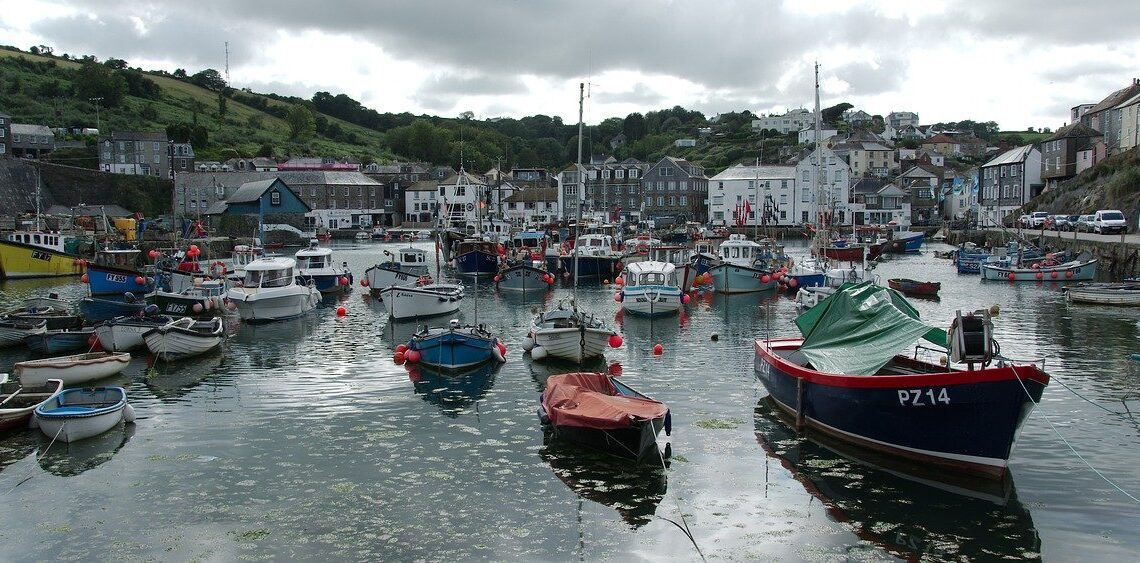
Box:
[497,265,550,293]
[559,255,619,280]
[708,264,776,294]
[456,251,500,276]
[754,340,1047,477]
[86,264,152,296]
[79,297,148,323]
[886,232,925,254]
[409,331,498,369]
[24,329,96,355]
[299,272,353,294]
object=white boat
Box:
[377,279,464,320]
[225,257,321,322]
[0,316,47,348]
[225,244,263,283]
[354,231,371,241]
[143,317,225,361]
[525,301,617,363]
[620,261,683,316]
[94,313,176,352]
[707,235,776,294]
[34,387,135,443]
[647,245,695,289]
[14,352,132,386]
[364,246,430,294]
[0,378,64,431]
[1065,282,1140,306]
[295,241,353,294]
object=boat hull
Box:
[94,316,174,352]
[0,379,64,431]
[14,352,131,386]
[364,264,425,294]
[79,297,148,323]
[620,286,682,316]
[708,264,776,294]
[298,272,352,294]
[0,319,47,348]
[24,328,96,355]
[754,339,1047,477]
[887,279,941,296]
[148,291,225,318]
[559,255,619,280]
[226,286,320,323]
[531,327,612,363]
[0,240,83,279]
[85,264,152,296]
[455,250,500,276]
[885,232,925,254]
[497,265,551,293]
[143,319,224,361]
[980,260,1096,282]
[1066,284,1140,306]
[409,330,499,369]
[539,374,669,462]
[821,242,885,262]
[34,387,129,443]
[378,285,463,320]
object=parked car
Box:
[1064,214,1081,231]
[1050,215,1070,230]
[1017,214,1032,228]
[1029,212,1050,228]
[1094,209,1128,234]
[1077,214,1096,232]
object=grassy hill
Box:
[0,48,393,163]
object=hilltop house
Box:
[978,144,1043,225]
[832,138,893,179]
[752,109,813,134]
[707,164,797,227]
[888,111,920,129]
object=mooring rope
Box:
[652,437,706,562]
[1010,365,1140,504]
[4,424,65,495]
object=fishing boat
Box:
[0,378,64,430]
[525,299,619,363]
[706,235,777,294]
[619,261,684,316]
[143,317,225,361]
[538,372,671,462]
[453,238,501,276]
[0,317,47,348]
[980,257,1096,282]
[14,351,132,386]
[294,241,353,294]
[882,223,926,254]
[148,278,227,318]
[495,263,554,293]
[354,230,371,242]
[754,282,1049,478]
[225,257,321,322]
[510,230,558,272]
[1064,282,1140,306]
[405,319,506,370]
[621,235,662,265]
[225,244,263,283]
[558,233,622,281]
[33,387,135,443]
[24,327,97,355]
[85,247,151,296]
[819,236,888,262]
[79,293,148,322]
[887,278,941,297]
[0,175,84,279]
[93,310,175,352]
[363,246,429,294]
[646,245,695,290]
[377,278,464,320]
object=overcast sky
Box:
[2,0,1138,130]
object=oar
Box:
[0,388,23,407]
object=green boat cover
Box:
[794,282,948,375]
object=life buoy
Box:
[208,261,228,277]
[416,275,433,286]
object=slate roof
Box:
[851,178,888,194]
[982,144,1035,167]
[1047,122,1104,141]
[229,179,283,203]
[504,187,558,203]
[709,164,796,181]
[1087,82,1140,115]
[46,204,133,217]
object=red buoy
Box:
[396,344,408,354]
[135,276,145,285]
[653,343,664,356]
[1007,272,1016,281]
[81,274,89,283]
[1051,271,1058,279]
[393,351,405,364]
[1035,271,1043,280]
[361,278,370,287]
[608,334,623,348]
[336,306,347,317]
[404,349,421,363]
[681,293,690,304]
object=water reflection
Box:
[37,422,136,477]
[754,399,1041,561]
[524,356,609,392]
[0,431,38,476]
[405,361,499,417]
[144,351,226,401]
[539,440,668,529]
[229,314,317,367]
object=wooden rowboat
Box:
[0,378,64,430]
[887,278,941,297]
[13,352,131,386]
[1065,283,1140,306]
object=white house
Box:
[798,126,838,145]
[503,187,559,227]
[707,164,796,227]
[752,109,813,134]
[674,138,697,148]
[795,147,854,227]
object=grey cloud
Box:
[415,73,527,98]
[1041,60,1136,83]
[596,83,667,107]
[950,1,1140,46]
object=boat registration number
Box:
[165,303,188,314]
[106,273,128,283]
[897,388,950,406]
[31,250,51,261]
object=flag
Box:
[743,198,752,218]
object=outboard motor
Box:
[949,309,993,369]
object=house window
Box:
[680,195,687,205]
[270,191,281,206]
[615,169,625,179]
[215,186,224,197]
[456,186,466,196]
[602,169,611,179]
[343,186,350,196]
[310,187,316,197]
[656,196,663,206]
[660,167,673,176]
[629,169,639,179]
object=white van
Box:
[1093,209,1128,234]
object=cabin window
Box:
[246,270,263,286]
[34,234,41,244]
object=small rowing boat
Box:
[33,387,135,443]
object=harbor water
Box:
[1,240,1139,561]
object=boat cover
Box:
[543,373,668,430]
[794,282,947,375]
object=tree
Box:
[623,112,647,141]
[141,103,158,120]
[103,58,128,70]
[217,92,227,118]
[285,104,316,141]
[73,61,127,107]
[257,143,275,157]
[821,103,853,125]
[190,69,226,92]
[172,68,187,79]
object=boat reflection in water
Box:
[144,350,227,401]
[404,361,500,417]
[539,440,668,529]
[754,399,1040,561]
[37,422,136,477]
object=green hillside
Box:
[1026,148,1140,221]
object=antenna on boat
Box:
[573,81,584,295]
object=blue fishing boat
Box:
[754,282,1049,478]
[24,327,97,355]
[496,263,552,294]
[883,223,925,254]
[294,241,353,294]
[558,234,622,281]
[454,239,500,276]
[405,320,506,370]
[86,262,152,297]
[79,294,148,323]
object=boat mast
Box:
[812,61,828,264]
[574,82,584,293]
[34,166,42,231]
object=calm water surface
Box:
[1,240,1138,561]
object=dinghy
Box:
[14,352,131,386]
[143,317,225,361]
[0,317,47,348]
[0,378,64,430]
[93,309,174,352]
[34,387,134,443]
[539,372,671,462]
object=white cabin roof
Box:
[625,260,676,276]
[295,246,333,258]
[245,257,297,271]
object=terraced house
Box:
[640,156,709,224]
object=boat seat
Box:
[48,405,101,415]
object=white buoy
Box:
[530,345,547,361]
[123,403,136,423]
[522,336,535,352]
